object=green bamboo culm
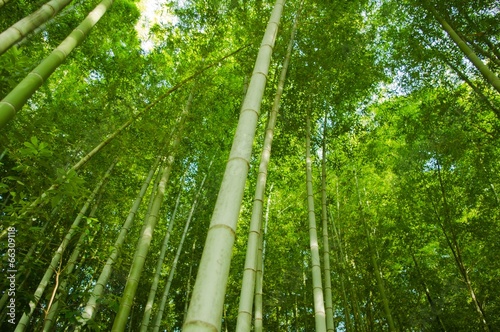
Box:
[305,113,327,332]
[235,3,300,329]
[420,0,500,94]
[182,0,285,330]
[0,0,114,130]
[75,156,162,329]
[0,0,74,56]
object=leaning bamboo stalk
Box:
[236,5,299,330]
[76,155,161,328]
[137,160,166,237]
[0,0,115,129]
[305,114,327,332]
[16,0,84,48]
[419,38,500,118]
[0,0,74,56]
[15,160,116,332]
[442,57,500,118]
[0,42,246,130]
[421,0,500,93]
[182,1,284,330]
[151,171,209,332]
[139,187,183,331]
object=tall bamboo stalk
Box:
[111,159,174,332]
[151,170,209,332]
[0,0,74,56]
[418,38,500,118]
[15,160,116,332]
[139,187,183,331]
[320,114,335,331]
[0,0,115,129]
[306,114,327,332]
[183,240,197,323]
[236,5,299,330]
[77,156,161,328]
[0,37,245,129]
[254,185,272,332]
[182,1,284,330]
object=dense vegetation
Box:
[1,0,499,330]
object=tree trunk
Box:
[16,0,83,48]
[0,0,115,129]
[459,10,500,64]
[447,18,500,68]
[306,114,327,332]
[76,155,161,328]
[15,159,116,332]
[151,171,209,332]
[367,233,395,331]
[182,0,284,330]
[235,4,299,330]
[0,0,74,56]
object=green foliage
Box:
[19,136,53,158]
[0,47,31,98]
[1,0,499,330]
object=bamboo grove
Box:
[0,0,499,330]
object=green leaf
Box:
[30,136,38,146]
